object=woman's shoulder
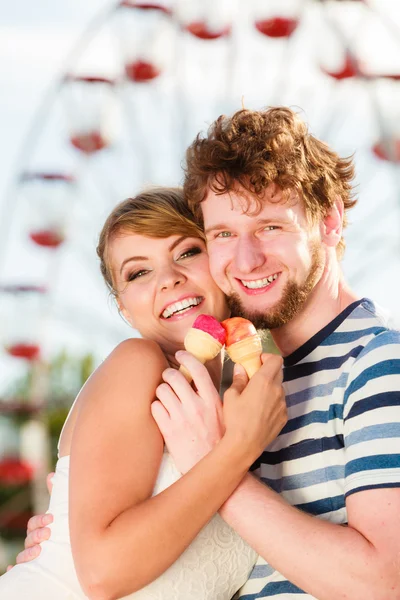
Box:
[109,338,167,366]
[60,339,166,456]
[92,337,168,388]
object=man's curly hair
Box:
[184,107,357,257]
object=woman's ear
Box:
[117,299,134,328]
[321,197,343,248]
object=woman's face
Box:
[109,231,229,354]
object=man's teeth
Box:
[162,297,203,318]
[241,273,278,289]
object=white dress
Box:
[0,450,257,599]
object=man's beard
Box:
[226,244,324,330]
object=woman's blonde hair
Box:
[97,187,205,297]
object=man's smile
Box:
[235,273,281,295]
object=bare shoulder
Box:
[60,339,167,455]
[78,338,168,412]
[106,338,168,374]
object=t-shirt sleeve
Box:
[343,329,400,498]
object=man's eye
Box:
[128,270,148,281]
[263,226,279,231]
[216,231,232,238]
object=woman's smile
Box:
[109,232,228,353]
[160,295,205,320]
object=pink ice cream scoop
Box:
[192,314,226,345]
[179,314,226,381]
[222,317,262,378]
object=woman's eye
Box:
[128,270,148,281]
[178,246,202,260]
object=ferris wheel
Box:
[0,0,399,515]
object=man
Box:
[153,107,400,598]
[17,107,400,598]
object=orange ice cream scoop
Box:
[222,317,262,378]
[222,317,258,346]
[179,315,226,382]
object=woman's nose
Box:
[159,265,186,291]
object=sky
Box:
[0,0,399,394]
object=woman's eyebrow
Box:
[119,236,189,274]
[119,256,148,274]
[168,235,187,251]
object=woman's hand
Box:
[152,351,287,474]
[152,351,224,474]
[6,472,54,570]
[222,353,287,462]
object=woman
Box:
[0,188,283,599]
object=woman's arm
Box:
[69,339,257,600]
[10,347,285,598]
[68,338,165,598]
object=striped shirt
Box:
[237,298,400,599]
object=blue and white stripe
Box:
[237,298,400,598]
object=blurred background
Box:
[0,0,399,570]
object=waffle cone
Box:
[226,334,262,378]
[179,328,223,382]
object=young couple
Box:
[2,106,400,600]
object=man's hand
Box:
[6,472,54,570]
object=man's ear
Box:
[320,197,343,248]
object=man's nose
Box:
[234,236,266,274]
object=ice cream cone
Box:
[225,335,263,378]
[221,317,263,378]
[179,328,223,382]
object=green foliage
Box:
[3,351,96,465]
[5,351,95,405]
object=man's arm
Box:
[155,350,400,600]
[220,475,400,600]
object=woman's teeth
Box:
[162,296,203,319]
[241,273,278,289]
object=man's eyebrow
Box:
[204,224,228,235]
[204,217,287,235]
[255,217,287,225]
